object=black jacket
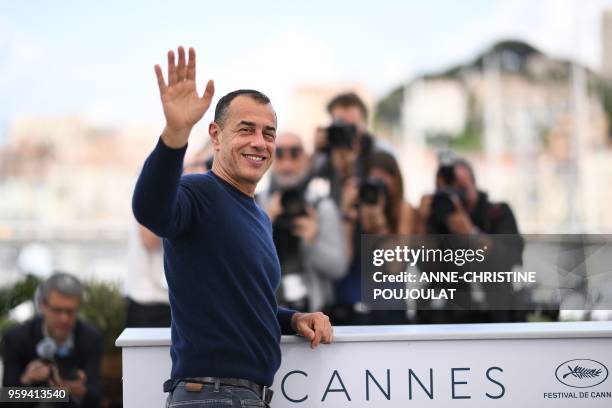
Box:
[1,315,103,407]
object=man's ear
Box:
[209,122,221,151]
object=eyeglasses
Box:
[44,303,79,317]
[276,146,303,160]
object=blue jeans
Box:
[166,381,269,408]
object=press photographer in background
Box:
[1,272,102,407]
[416,157,526,324]
[332,151,415,325]
[313,92,393,206]
[259,131,348,312]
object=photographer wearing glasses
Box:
[260,132,347,313]
[1,272,103,407]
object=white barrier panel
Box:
[116,322,612,407]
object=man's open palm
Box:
[154,46,214,146]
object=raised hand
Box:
[154,46,215,148]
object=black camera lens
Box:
[439,164,455,185]
[280,189,307,217]
[431,190,456,223]
[327,123,357,149]
[359,178,389,205]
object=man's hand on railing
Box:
[291,312,333,349]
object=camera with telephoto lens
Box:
[326,122,357,150]
[273,188,307,243]
[359,178,389,205]
[272,188,309,310]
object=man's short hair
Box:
[214,89,272,128]
[326,92,368,120]
[37,272,84,306]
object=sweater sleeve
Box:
[277,306,297,335]
[132,137,194,238]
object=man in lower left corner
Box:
[1,272,103,407]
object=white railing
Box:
[116,321,612,407]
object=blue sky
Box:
[1,0,611,139]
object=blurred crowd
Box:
[128,91,531,328]
[0,91,558,407]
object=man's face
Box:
[41,290,80,341]
[330,105,367,136]
[272,133,308,189]
[210,95,277,192]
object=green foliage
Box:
[526,312,555,323]
[424,92,482,152]
[0,275,40,316]
[373,86,406,143]
[0,277,127,357]
[80,281,126,354]
[373,85,404,134]
[448,120,482,151]
[0,275,39,354]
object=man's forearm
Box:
[132,136,187,237]
[161,125,191,149]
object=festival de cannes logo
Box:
[555,359,609,388]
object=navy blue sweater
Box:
[132,137,296,386]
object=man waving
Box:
[132,46,333,407]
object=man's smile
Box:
[242,153,267,163]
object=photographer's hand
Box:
[155,46,215,149]
[313,126,328,153]
[446,196,474,235]
[292,206,319,247]
[360,200,390,234]
[340,177,359,222]
[265,192,283,224]
[414,194,433,234]
[49,367,87,399]
[20,360,51,385]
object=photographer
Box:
[333,152,413,325]
[416,158,525,323]
[259,131,348,313]
[313,92,392,206]
[1,272,102,407]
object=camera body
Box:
[272,187,308,264]
[326,122,357,150]
[36,337,80,381]
[273,188,308,231]
[359,177,389,206]
[272,187,309,310]
[55,354,80,380]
